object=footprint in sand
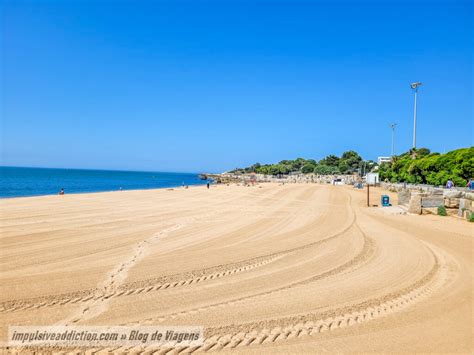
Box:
[57,223,185,326]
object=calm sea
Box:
[0,167,208,198]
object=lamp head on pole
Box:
[410,82,422,90]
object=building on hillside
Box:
[378,156,392,165]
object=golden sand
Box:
[0,184,472,352]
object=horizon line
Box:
[0,165,213,175]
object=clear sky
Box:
[1,0,472,173]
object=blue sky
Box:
[2,0,472,173]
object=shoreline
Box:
[0,166,209,200]
[0,181,209,201]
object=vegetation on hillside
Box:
[378,147,474,186]
[230,151,377,176]
[230,147,473,186]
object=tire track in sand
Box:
[112,190,451,353]
[102,241,452,354]
[4,189,308,318]
[4,189,456,353]
[1,191,355,315]
[125,219,373,326]
[0,253,285,314]
[191,242,451,353]
[37,241,451,354]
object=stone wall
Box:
[398,190,411,205]
[421,197,445,208]
[459,198,472,218]
[382,182,468,195]
[408,194,422,214]
[213,173,359,185]
[391,183,473,220]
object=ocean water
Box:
[0,167,208,198]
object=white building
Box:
[366,172,380,185]
[378,156,392,165]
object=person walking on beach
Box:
[59,188,65,195]
[207,182,210,189]
[446,179,454,189]
[467,179,474,191]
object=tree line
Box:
[378,147,473,186]
[230,151,377,176]
[230,147,473,186]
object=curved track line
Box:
[3,190,456,354]
[1,192,355,315]
[100,241,450,355]
[190,242,450,353]
[128,226,373,326]
[0,251,287,315]
[31,242,449,354]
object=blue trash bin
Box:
[381,195,390,207]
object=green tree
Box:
[341,150,362,172]
[314,164,340,175]
[338,160,350,174]
[320,155,339,167]
[301,163,316,174]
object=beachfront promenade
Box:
[0,183,472,352]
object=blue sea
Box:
[0,167,208,198]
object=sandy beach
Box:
[0,183,472,353]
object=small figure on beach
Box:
[446,179,454,189]
[467,179,474,191]
[59,188,65,195]
[207,182,210,189]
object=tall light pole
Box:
[390,123,397,157]
[410,82,422,149]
